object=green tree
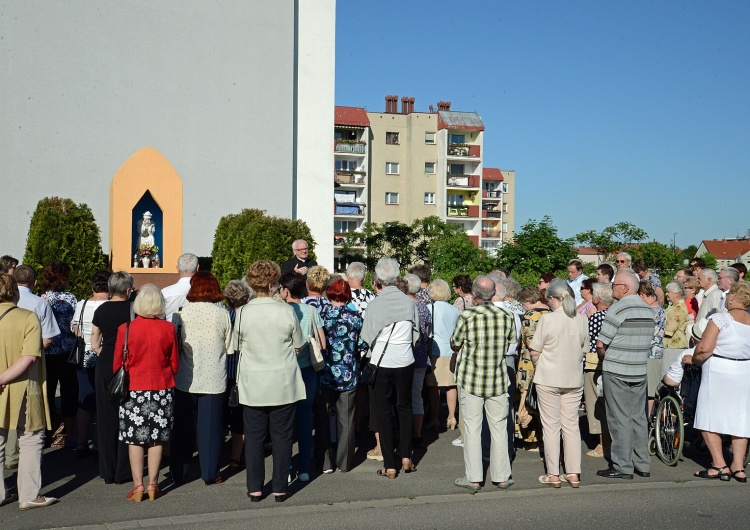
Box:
[23,197,108,300]
[211,208,315,286]
[681,244,698,260]
[496,216,576,283]
[576,221,649,261]
[427,232,495,278]
[629,241,683,272]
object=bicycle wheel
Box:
[655,395,684,466]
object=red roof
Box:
[701,239,750,259]
[335,106,370,127]
[482,168,504,181]
[574,246,599,255]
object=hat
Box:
[687,319,708,343]
[143,211,152,219]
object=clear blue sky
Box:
[335,1,750,250]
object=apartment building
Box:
[365,96,514,257]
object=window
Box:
[502,182,509,193]
[385,192,399,205]
[386,132,399,145]
[386,162,399,174]
[334,220,358,233]
[425,132,436,144]
[449,164,465,175]
[502,222,508,233]
[424,162,435,174]
[335,159,357,171]
[503,203,508,213]
[447,193,464,206]
[449,133,465,145]
[424,192,435,205]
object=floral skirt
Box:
[119,389,174,445]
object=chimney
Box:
[408,97,415,113]
[385,95,398,113]
[401,96,409,114]
[437,101,451,111]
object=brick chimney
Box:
[437,101,451,111]
[385,95,398,113]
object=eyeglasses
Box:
[294,247,309,252]
[616,260,626,264]
[612,283,627,288]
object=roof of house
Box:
[574,246,600,255]
[334,106,370,127]
[700,239,750,260]
[482,168,504,180]
[438,111,484,131]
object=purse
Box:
[360,323,396,387]
[228,306,243,407]
[524,371,539,414]
[107,321,130,401]
[308,305,325,372]
[68,299,88,367]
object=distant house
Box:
[696,239,750,268]
[574,246,601,265]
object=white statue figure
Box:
[137,211,156,248]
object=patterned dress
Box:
[318,305,367,392]
[414,301,432,369]
[119,389,174,444]
[42,290,78,356]
[515,307,551,443]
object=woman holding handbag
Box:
[528,279,589,488]
[114,284,179,501]
[279,271,326,483]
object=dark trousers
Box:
[373,363,414,471]
[314,386,356,472]
[170,389,225,483]
[94,358,130,483]
[243,403,296,494]
[46,354,79,420]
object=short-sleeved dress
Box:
[694,312,750,437]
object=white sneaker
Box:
[452,437,464,447]
[18,496,58,511]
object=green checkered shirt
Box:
[451,303,517,397]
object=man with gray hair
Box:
[615,252,632,271]
[718,266,739,311]
[451,276,517,492]
[596,271,654,479]
[346,261,375,317]
[695,268,721,325]
[281,239,317,277]
[162,253,199,322]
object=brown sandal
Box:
[377,468,397,479]
[402,459,417,473]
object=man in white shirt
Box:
[717,267,738,311]
[567,259,588,306]
[695,268,722,325]
[13,265,60,348]
[162,253,199,322]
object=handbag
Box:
[68,299,88,367]
[360,323,396,387]
[308,305,325,372]
[228,306,243,407]
[524,371,539,414]
[107,321,130,401]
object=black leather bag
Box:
[68,299,88,367]
[107,321,130,401]
[228,306,243,407]
[524,373,539,414]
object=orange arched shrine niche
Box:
[109,147,183,275]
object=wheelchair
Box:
[647,383,684,466]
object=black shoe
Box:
[634,469,651,478]
[596,468,634,479]
[248,493,262,502]
[274,494,287,503]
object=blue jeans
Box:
[293,366,318,475]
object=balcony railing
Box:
[334,203,365,216]
[334,141,366,154]
[447,143,480,157]
[447,205,479,218]
[468,235,479,246]
[483,210,502,219]
[334,172,365,185]
[482,227,502,238]
[482,189,501,199]
[446,174,480,188]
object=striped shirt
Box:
[599,295,654,378]
[451,303,517,397]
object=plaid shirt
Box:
[451,302,517,397]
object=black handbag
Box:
[524,372,539,414]
[228,306,243,407]
[68,299,88,367]
[107,321,130,401]
[360,323,395,387]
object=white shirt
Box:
[494,301,522,359]
[72,299,108,350]
[17,285,60,339]
[369,320,416,369]
[567,274,588,306]
[162,276,192,322]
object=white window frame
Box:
[424,162,436,174]
[334,220,359,233]
[425,132,436,144]
[386,162,400,175]
[424,192,435,205]
[385,192,399,205]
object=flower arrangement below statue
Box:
[137,244,160,268]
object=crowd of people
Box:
[1,247,749,510]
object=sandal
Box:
[402,459,417,473]
[539,474,561,488]
[730,469,748,483]
[454,476,481,494]
[126,484,144,502]
[564,473,580,488]
[367,448,384,461]
[586,445,605,457]
[147,483,163,500]
[376,468,397,479]
[694,466,731,481]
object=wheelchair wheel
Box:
[648,436,657,456]
[655,395,684,466]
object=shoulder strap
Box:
[0,305,18,324]
[430,302,435,339]
[372,323,396,369]
[235,306,243,379]
[122,321,130,366]
[77,298,88,334]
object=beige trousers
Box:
[0,398,45,503]
[536,384,583,476]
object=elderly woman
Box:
[423,279,461,431]
[576,278,596,318]
[114,284,179,501]
[40,261,78,447]
[405,274,432,446]
[91,271,135,485]
[302,265,332,313]
[664,281,689,349]
[692,282,750,482]
[223,280,253,470]
[279,271,325,482]
[233,260,305,502]
[682,276,700,323]
[639,280,666,411]
[71,270,111,457]
[170,272,231,486]
[0,273,57,510]
[529,279,589,488]
[314,278,366,473]
[452,274,474,311]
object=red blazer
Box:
[113,316,179,391]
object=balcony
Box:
[334,171,366,185]
[483,210,502,219]
[482,189,502,199]
[482,226,502,238]
[334,203,365,216]
[468,235,479,246]
[446,174,480,188]
[447,143,480,158]
[446,205,479,218]
[334,141,366,154]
